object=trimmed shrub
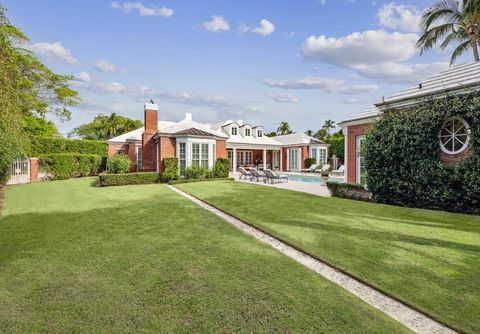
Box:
[327,181,373,202]
[107,155,131,174]
[305,158,316,168]
[169,178,234,185]
[30,137,107,156]
[365,92,480,213]
[98,172,160,187]
[184,165,208,179]
[163,157,179,181]
[213,158,229,178]
[40,154,103,180]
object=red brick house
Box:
[107,103,329,174]
[339,62,480,184]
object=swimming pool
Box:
[287,174,324,184]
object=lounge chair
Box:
[238,167,252,180]
[329,165,345,177]
[263,169,288,184]
[301,164,317,173]
[317,164,331,174]
[250,168,267,182]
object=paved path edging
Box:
[167,185,457,334]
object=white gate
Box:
[7,159,30,185]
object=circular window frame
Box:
[439,116,471,155]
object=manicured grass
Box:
[177,180,480,334]
[0,178,409,333]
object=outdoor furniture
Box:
[318,164,331,174]
[263,169,288,184]
[250,168,267,182]
[329,165,345,177]
[238,167,252,180]
[301,164,317,173]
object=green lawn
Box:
[0,178,410,333]
[177,180,480,334]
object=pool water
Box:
[287,174,324,184]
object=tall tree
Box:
[69,113,143,141]
[322,119,336,137]
[314,128,327,141]
[22,114,60,139]
[305,129,314,137]
[417,0,480,64]
[277,121,293,135]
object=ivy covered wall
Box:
[365,92,480,214]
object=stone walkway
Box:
[168,184,457,334]
[232,173,332,197]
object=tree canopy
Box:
[69,113,143,141]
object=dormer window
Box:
[231,127,238,135]
[257,130,263,137]
[245,128,251,136]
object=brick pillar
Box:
[142,103,158,172]
[29,158,39,183]
[128,142,137,172]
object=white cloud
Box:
[267,92,299,103]
[377,3,422,33]
[111,1,174,17]
[29,42,79,65]
[302,30,418,67]
[263,77,378,94]
[86,82,127,93]
[354,62,449,84]
[200,15,230,32]
[240,19,275,36]
[76,71,91,82]
[94,59,126,73]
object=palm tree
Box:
[277,122,293,135]
[416,0,480,65]
[322,119,336,137]
[305,129,314,137]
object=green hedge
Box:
[326,181,373,202]
[365,92,480,213]
[305,158,316,168]
[31,137,107,156]
[212,158,229,178]
[40,154,104,180]
[107,154,131,174]
[163,157,179,181]
[98,172,160,187]
[168,178,234,185]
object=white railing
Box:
[7,159,30,185]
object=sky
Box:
[3,0,472,135]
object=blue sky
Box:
[3,0,470,135]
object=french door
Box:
[289,148,300,171]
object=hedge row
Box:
[31,137,107,156]
[40,154,105,180]
[326,181,373,202]
[168,178,234,185]
[98,172,160,187]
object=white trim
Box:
[344,126,349,182]
[144,103,158,111]
[356,136,366,184]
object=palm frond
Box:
[416,23,456,53]
[450,39,471,64]
[420,0,462,31]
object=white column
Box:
[279,150,283,171]
[286,149,289,172]
[344,127,348,182]
[232,147,237,175]
[262,149,267,170]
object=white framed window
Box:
[136,146,142,171]
[439,116,471,155]
[192,143,200,166]
[236,151,253,166]
[179,143,186,175]
[310,148,317,160]
[245,128,251,136]
[257,130,263,137]
[201,143,209,167]
[318,148,327,165]
[231,127,238,135]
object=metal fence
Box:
[7,159,30,185]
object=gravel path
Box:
[168,185,457,334]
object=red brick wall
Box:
[29,158,39,183]
[142,108,158,172]
[108,143,128,158]
[439,146,473,164]
[301,146,309,169]
[216,140,227,159]
[347,123,371,183]
[282,148,288,171]
[159,137,176,174]
[128,142,137,172]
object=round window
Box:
[439,116,471,155]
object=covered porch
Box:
[226,144,283,173]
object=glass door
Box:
[289,148,300,171]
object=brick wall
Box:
[142,108,158,172]
[301,146,309,169]
[108,143,128,158]
[159,137,176,174]
[439,146,473,164]
[128,142,137,172]
[216,140,227,159]
[346,123,371,183]
[29,158,39,183]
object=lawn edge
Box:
[173,183,466,334]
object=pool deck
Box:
[232,172,332,197]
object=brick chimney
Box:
[142,102,158,172]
